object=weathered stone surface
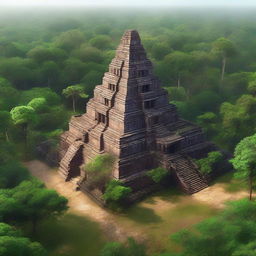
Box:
[59,30,214,200]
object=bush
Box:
[103,180,132,203]
[0,162,29,189]
[85,154,115,190]
[147,167,168,183]
[100,238,146,256]
[196,151,223,174]
[171,199,256,256]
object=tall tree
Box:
[171,199,256,256]
[160,51,195,87]
[0,222,46,256]
[0,110,11,141]
[0,161,29,189]
[0,179,68,234]
[62,84,88,112]
[230,134,256,200]
[212,37,236,82]
[10,106,36,144]
[27,98,48,113]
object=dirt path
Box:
[192,183,249,208]
[25,160,143,242]
[25,160,249,243]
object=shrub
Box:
[103,180,132,203]
[196,151,223,174]
[100,238,146,256]
[147,167,168,183]
[0,162,29,189]
[84,154,115,190]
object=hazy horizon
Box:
[1,0,256,7]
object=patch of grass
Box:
[148,202,219,254]
[124,206,163,224]
[112,192,218,255]
[154,187,185,202]
[33,214,106,256]
[213,172,248,192]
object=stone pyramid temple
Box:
[59,30,216,202]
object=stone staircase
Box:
[171,155,208,194]
[59,140,84,181]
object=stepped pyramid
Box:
[59,30,215,201]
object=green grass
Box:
[32,214,106,256]
[213,172,248,192]
[24,173,248,255]
[112,188,218,254]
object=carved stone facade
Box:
[59,30,215,201]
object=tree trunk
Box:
[177,74,181,88]
[32,217,37,235]
[72,95,76,113]
[249,172,253,201]
[47,77,50,88]
[221,56,226,81]
[186,88,190,100]
[23,124,28,146]
[5,130,9,142]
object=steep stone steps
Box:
[59,140,84,180]
[171,155,208,194]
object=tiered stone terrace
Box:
[59,30,215,202]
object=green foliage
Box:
[27,46,67,63]
[212,37,236,58]
[232,242,256,256]
[73,45,104,63]
[19,87,61,106]
[197,112,217,137]
[62,85,88,101]
[55,29,85,51]
[219,94,256,149]
[0,77,19,110]
[0,111,11,140]
[230,134,256,199]
[0,162,29,189]
[0,222,46,256]
[247,80,256,96]
[10,106,35,126]
[230,134,256,179]
[86,154,115,173]
[197,112,217,125]
[151,42,171,60]
[157,51,195,86]
[27,98,48,113]
[196,151,223,174]
[85,154,115,190]
[0,179,68,232]
[192,90,222,113]
[147,167,168,183]
[103,180,132,202]
[171,199,256,256]
[0,142,17,165]
[165,86,187,101]
[100,238,146,256]
[62,84,88,112]
[89,35,112,50]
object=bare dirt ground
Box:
[192,183,249,208]
[25,160,249,243]
[25,160,142,242]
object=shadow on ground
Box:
[124,206,163,224]
[34,214,106,256]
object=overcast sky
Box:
[1,0,256,6]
